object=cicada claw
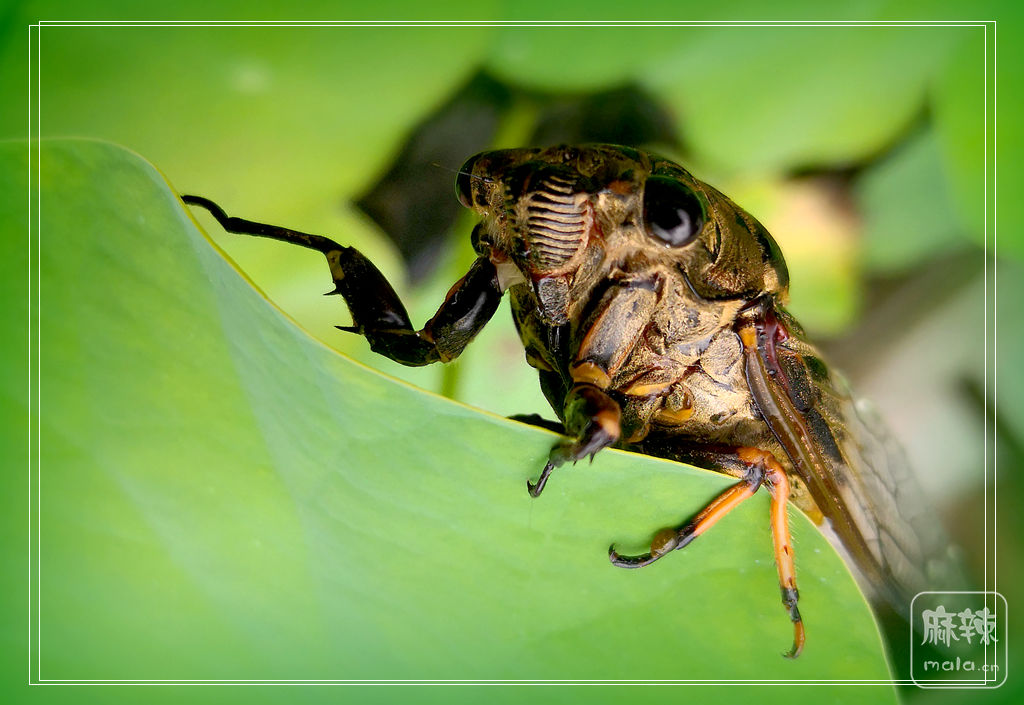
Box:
[785,621,806,659]
[608,545,660,568]
[609,527,681,568]
[526,460,556,498]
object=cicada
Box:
[183,144,954,658]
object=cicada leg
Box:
[528,383,620,497]
[609,445,804,658]
[528,275,659,497]
[182,195,502,366]
[740,447,804,659]
[508,414,566,435]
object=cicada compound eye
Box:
[642,176,705,247]
[456,154,480,209]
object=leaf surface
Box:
[9,139,896,700]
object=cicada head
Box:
[456,144,790,324]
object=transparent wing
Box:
[744,306,963,615]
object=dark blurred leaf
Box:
[528,83,679,149]
[354,71,512,280]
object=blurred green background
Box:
[3,1,1022,703]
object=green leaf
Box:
[932,31,990,252]
[641,25,962,173]
[8,140,896,699]
[857,127,968,274]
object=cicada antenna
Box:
[430,161,495,184]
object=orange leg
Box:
[609,446,804,658]
[739,448,804,659]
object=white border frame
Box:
[26,18,999,688]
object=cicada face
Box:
[456,145,789,325]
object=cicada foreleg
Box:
[608,445,804,659]
[527,274,659,497]
[528,383,621,497]
[508,414,566,435]
[182,195,503,366]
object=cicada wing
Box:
[741,306,963,615]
